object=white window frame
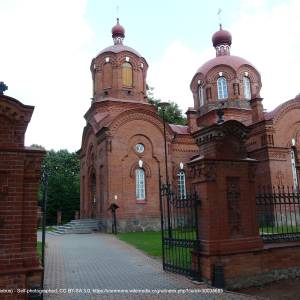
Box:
[243,76,251,100]
[177,170,186,199]
[291,147,299,191]
[198,85,205,107]
[217,76,228,100]
[136,168,146,200]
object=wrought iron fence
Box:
[160,184,201,280]
[256,186,300,242]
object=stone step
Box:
[64,229,92,234]
[70,219,98,223]
[51,219,102,234]
[47,231,61,236]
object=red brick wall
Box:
[79,100,199,231]
[199,243,300,289]
[190,119,300,289]
[0,95,45,298]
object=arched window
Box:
[122,62,133,87]
[243,76,251,100]
[291,145,299,190]
[177,170,186,199]
[103,63,112,89]
[136,168,145,200]
[217,76,228,100]
[198,85,205,107]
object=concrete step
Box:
[51,219,102,234]
[70,219,98,223]
[47,231,61,236]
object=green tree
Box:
[147,85,187,125]
[40,150,80,225]
[30,144,45,150]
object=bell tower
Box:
[91,18,148,103]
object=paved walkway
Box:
[41,233,262,300]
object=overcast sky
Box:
[0,0,299,151]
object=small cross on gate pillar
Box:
[0,82,8,95]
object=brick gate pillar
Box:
[189,120,263,286]
[0,91,45,299]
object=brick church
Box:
[78,19,300,232]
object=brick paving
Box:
[40,233,262,300]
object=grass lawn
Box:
[117,231,162,257]
[117,228,300,258]
[38,226,56,232]
[260,226,300,234]
[117,231,195,270]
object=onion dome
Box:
[96,18,143,58]
[112,18,125,44]
[211,24,232,56]
[212,24,232,47]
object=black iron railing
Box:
[160,184,201,280]
[256,186,300,242]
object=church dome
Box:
[97,44,142,57]
[212,26,232,47]
[96,18,143,58]
[112,18,125,38]
[197,55,255,77]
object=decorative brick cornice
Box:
[248,119,274,137]
[172,147,199,153]
[188,158,257,182]
[0,95,33,123]
[173,135,196,144]
[193,120,249,146]
[199,99,251,116]
[268,149,288,161]
[248,146,289,161]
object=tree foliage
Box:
[147,85,187,125]
[39,149,80,225]
[30,144,45,150]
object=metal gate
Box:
[160,184,201,280]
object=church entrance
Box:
[90,173,96,218]
[159,184,201,280]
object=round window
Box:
[135,143,144,153]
